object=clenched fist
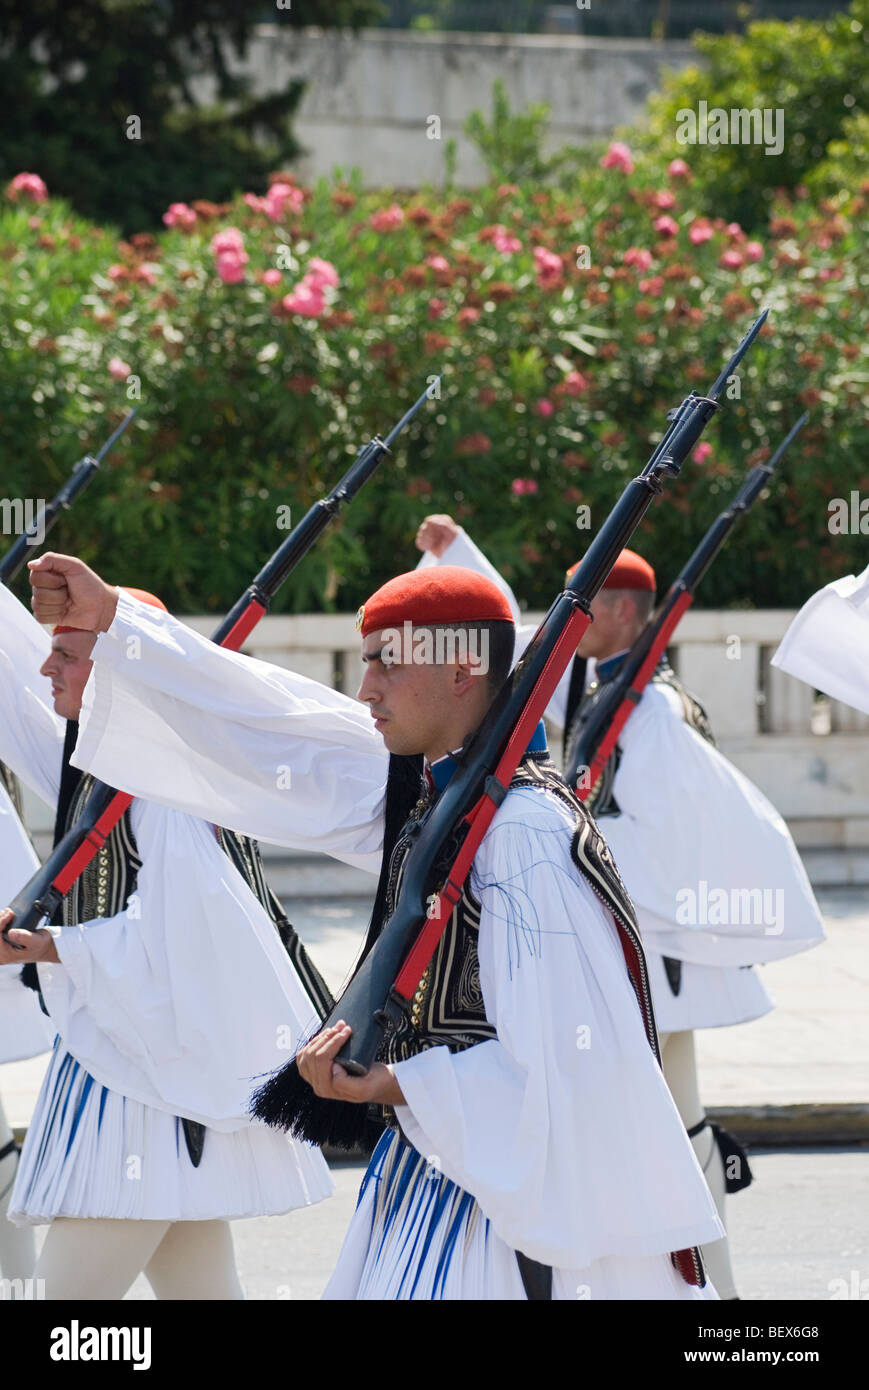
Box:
[415,513,460,558]
[29,553,119,633]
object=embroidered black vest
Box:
[374,749,650,1070]
[565,655,715,819]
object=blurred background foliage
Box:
[0,0,865,614]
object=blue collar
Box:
[596,649,630,684]
[428,720,548,792]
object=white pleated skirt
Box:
[323,1129,718,1301]
[9,1038,333,1226]
[646,950,774,1033]
[0,969,54,1063]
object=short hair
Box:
[600,587,656,626]
[415,619,515,694]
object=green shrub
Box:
[1,154,865,616]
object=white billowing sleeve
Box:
[37,798,328,1132]
[771,564,869,715]
[416,528,584,727]
[0,582,64,806]
[416,527,521,624]
[0,779,54,1062]
[600,682,825,967]
[74,591,388,873]
[391,786,723,1271]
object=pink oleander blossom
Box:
[562,370,589,396]
[211,228,245,256]
[108,356,131,380]
[511,478,539,496]
[600,141,634,175]
[653,190,676,210]
[623,246,653,272]
[305,257,339,289]
[265,182,304,222]
[426,254,450,273]
[719,249,744,271]
[745,241,764,263]
[668,158,692,179]
[533,245,563,287]
[427,297,446,320]
[536,399,555,417]
[8,172,48,202]
[653,215,679,237]
[282,280,326,317]
[262,269,283,287]
[162,202,196,229]
[689,219,714,245]
[693,442,713,464]
[457,306,480,326]
[370,204,404,232]
[216,250,248,284]
[639,275,665,296]
[492,226,522,254]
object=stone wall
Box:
[199,27,697,187]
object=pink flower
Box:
[427,297,446,320]
[426,255,450,273]
[653,215,679,238]
[264,182,305,222]
[263,269,283,287]
[511,478,539,496]
[623,246,653,272]
[8,172,48,202]
[496,184,520,199]
[282,280,326,317]
[693,442,713,464]
[689,219,714,245]
[533,245,563,287]
[305,257,339,289]
[457,307,480,326]
[108,356,131,380]
[492,226,522,254]
[243,193,269,214]
[653,190,676,210]
[639,275,665,297]
[745,241,764,263]
[211,227,245,256]
[370,204,405,232]
[536,399,555,417]
[216,250,248,284]
[162,202,196,229]
[600,141,634,175]
[668,158,692,180]
[563,370,589,396]
[719,249,744,271]
[136,264,157,287]
[107,264,126,281]
[725,222,745,241]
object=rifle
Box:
[0,411,137,585]
[250,310,768,1140]
[3,383,436,938]
[564,411,808,798]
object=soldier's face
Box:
[40,631,97,721]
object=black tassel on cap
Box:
[249,753,426,1146]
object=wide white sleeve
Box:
[0,583,64,805]
[74,591,387,872]
[600,683,825,966]
[771,564,869,715]
[416,527,521,624]
[390,786,723,1271]
[37,799,326,1129]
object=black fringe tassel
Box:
[250,1057,381,1151]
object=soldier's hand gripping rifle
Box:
[0,410,137,585]
[250,310,769,1157]
[564,410,808,798]
[3,383,436,940]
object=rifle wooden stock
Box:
[3,385,435,939]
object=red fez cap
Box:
[565,548,656,592]
[357,566,514,637]
[53,586,167,635]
